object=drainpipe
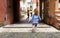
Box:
[38,0,40,15]
[4,0,8,25]
[4,13,8,25]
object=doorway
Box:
[13,0,20,23]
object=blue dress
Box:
[31,14,41,24]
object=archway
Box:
[12,0,50,24]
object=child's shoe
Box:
[32,29,36,33]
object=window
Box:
[59,0,60,3]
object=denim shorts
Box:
[32,23,37,27]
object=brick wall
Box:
[0,0,14,24]
[0,0,7,23]
[7,0,13,24]
[49,0,55,26]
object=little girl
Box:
[31,10,41,32]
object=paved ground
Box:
[0,32,60,38]
[0,23,60,38]
[0,23,60,32]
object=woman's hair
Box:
[34,8,38,15]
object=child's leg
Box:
[32,23,37,30]
[32,24,36,32]
[32,24,35,30]
[34,23,37,30]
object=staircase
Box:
[55,10,60,28]
[1,23,59,32]
[55,11,60,20]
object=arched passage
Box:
[7,0,60,29]
[9,0,50,24]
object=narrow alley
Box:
[0,0,60,38]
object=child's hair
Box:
[34,8,38,15]
[27,10,29,13]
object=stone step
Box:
[55,11,60,16]
[0,23,59,32]
[58,23,60,25]
[55,14,60,16]
[55,16,60,21]
[3,24,51,28]
[55,10,60,12]
[56,16,60,19]
[56,17,60,21]
[0,27,59,32]
[55,10,60,11]
[57,18,60,21]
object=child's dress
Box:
[31,15,41,24]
